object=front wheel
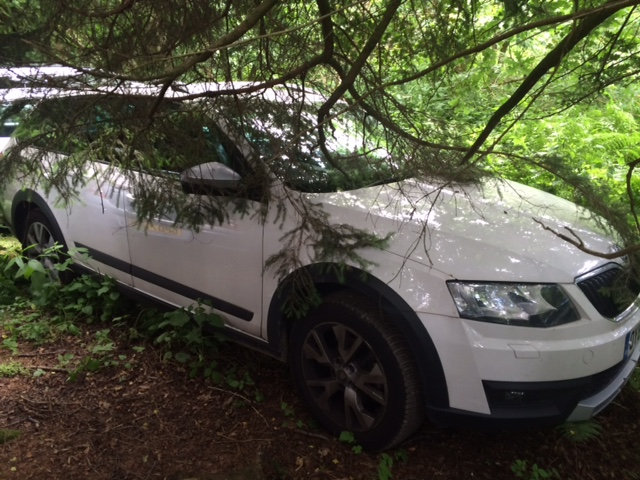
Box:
[289,292,424,450]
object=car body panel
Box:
[125,194,265,336]
[2,81,639,433]
[313,178,617,285]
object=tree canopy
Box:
[2,0,640,269]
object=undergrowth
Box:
[2,234,639,477]
[0,235,258,397]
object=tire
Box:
[289,292,424,450]
[21,209,71,282]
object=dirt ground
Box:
[0,324,639,480]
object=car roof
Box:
[0,65,333,114]
[0,65,92,87]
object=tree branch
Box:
[317,0,403,179]
[152,0,279,86]
[318,0,402,117]
[533,218,640,259]
[461,1,633,163]
[627,158,640,234]
[385,0,640,90]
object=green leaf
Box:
[174,351,191,363]
[27,259,46,274]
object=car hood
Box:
[311,178,619,283]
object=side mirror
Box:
[180,161,241,194]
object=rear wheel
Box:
[289,292,424,450]
[21,209,70,282]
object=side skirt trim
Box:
[75,242,254,322]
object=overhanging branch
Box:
[461,0,637,163]
[533,218,640,259]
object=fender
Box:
[11,189,68,247]
[267,262,450,409]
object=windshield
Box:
[220,95,400,193]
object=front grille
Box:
[577,264,640,318]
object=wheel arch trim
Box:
[267,262,450,409]
[11,189,67,246]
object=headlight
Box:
[446,282,579,327]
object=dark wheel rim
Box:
[300,322,388,432]
[25,221,59,276]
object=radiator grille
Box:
[577,265,640,319]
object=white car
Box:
[1,81,639,450]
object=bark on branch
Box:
[317,0,403,177]
[627,158,640,234]
[461,1,637,163]
[533,218,640,259]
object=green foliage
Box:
[376,450,408,480]
[557,420,603,443]
[68,328,126,381]
[337,432,408,477]
[57,353,75,368]
[377,453,395,480]
[0,241,129,352]
[146,302,225,379]
[0,361,28,377]
[281,401,307,430]
[0,237,263,396]
[0,247,135,380]
[2,242,125,323]
[631,366,640,392]
[511,460,560,480]
[0,429,20,444]
[0,236,22,304]
[338,431,363,454]
[490,83,640,245]
[224,364,256,392]
[141,302,263,397]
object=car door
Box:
[64,161,133,286]
[12,95,134,286]
[123,123,266,338]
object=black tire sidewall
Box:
[289,294,419,450]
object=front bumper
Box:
[567,334,639,421]
[421,299,640,427]
[427,338,639,429]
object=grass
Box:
[0,360,28,377]
[0,429,20,444]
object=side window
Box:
[8,95,259,197]
[152,107,249,178]
[200,124,248,176]
[177,120,264,200]
[15,97,94,154]
[202,125,232,167]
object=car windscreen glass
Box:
[220,95,401,193]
